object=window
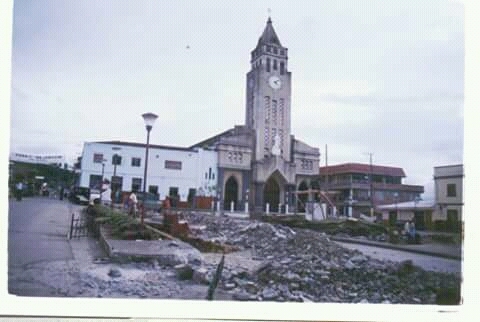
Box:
[169,187,179,197]
[149,185,158,194]
[165,160,182,170]
[280,61,285,75]
[273,47,278,54]
[266,58,271,72]
[447,183,457,197]
[89,175,102,189]
[267,45,272,52]
[264,96,271,123]
[279,98,284,126]
[131,178,142,192]
[112,154,122,165]
[131,157,141,167]
[280,49,285,56]
[273,59,277,70]
[93,153,104,163]
[272,100,277,124]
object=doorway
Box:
[224,176,238,210]
[264,177,280,212]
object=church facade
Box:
[191,18,320,213]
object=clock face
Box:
[268,76,282,89]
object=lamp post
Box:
[141,112,158,224]
[413,195,421,222]
[101,160,106,183]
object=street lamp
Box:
[393,192,399,222]
[141,112,158,224]
[98,158,108,191]
[101,160,106,182]
[413,195,422,217]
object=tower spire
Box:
[257,13,281,47]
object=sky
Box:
[6,0,465,199]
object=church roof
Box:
[189,125,253,149]
[256,17,282,47]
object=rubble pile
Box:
[183,213,461,304]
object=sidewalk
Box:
[330,236,462,260]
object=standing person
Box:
[15,181,23,201]
[100,181,112,206]
[409,221,416,242]
[403,221,410,237]
[129,191,138,217]
[163,196,171,210]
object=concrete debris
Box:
[174,263,194,280]
[178,213,461,304]
[41,212,460,303]
[107,268,122,278]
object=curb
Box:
[330,236,462,260]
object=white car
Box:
[89,189,101,205]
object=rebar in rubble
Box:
[206,253,225,300]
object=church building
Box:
[79,18,320,214]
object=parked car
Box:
[136,192,162,212]
[89,189,101,205]
[69,186,90,205]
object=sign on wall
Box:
[165,160,182,170]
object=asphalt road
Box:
[336,242,462,276]
[8,197,84,296]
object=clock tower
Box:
[245,17,292,161]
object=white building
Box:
[79,141,217,202]
[433,164,463,229]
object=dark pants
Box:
[15,189,22,201]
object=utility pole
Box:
[364,152,374,217]
[325,144,328,193]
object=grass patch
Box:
[90,205,164,240]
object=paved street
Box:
[8,197,99,296]
[7,197,227,299]
[336,242,462,276]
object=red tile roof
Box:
[319,163,406,177]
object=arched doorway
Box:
[297,181,309,212]
[224,176,238,210]
[264,177,280,212]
